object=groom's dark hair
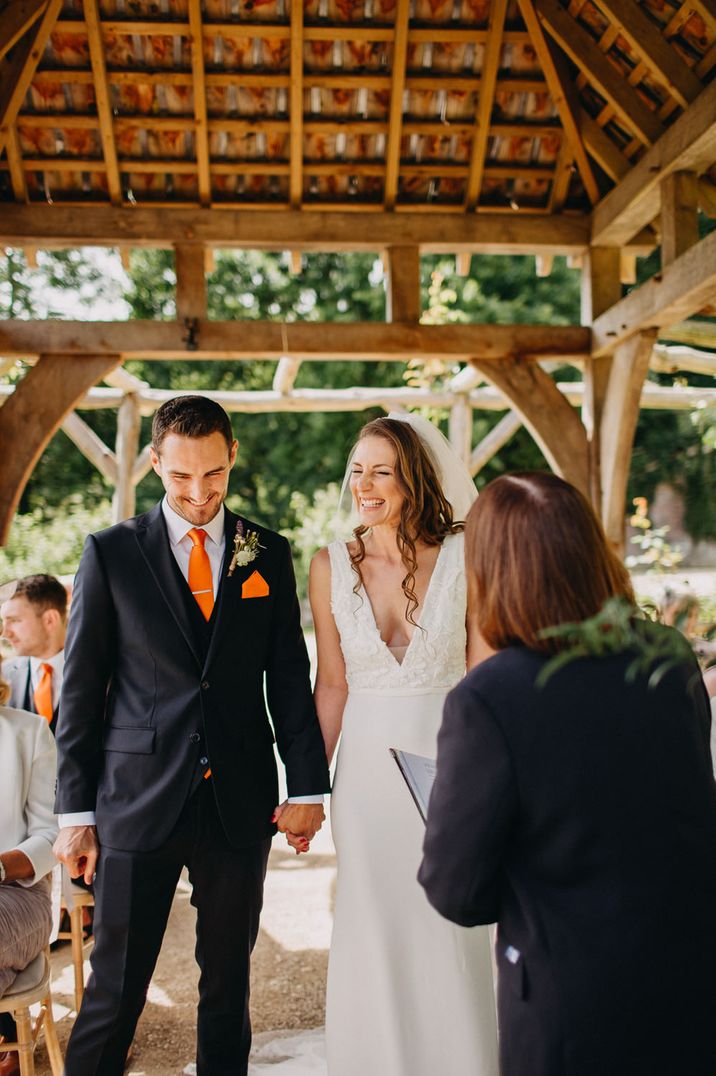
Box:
[152,396,234,453]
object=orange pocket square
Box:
[242,570,270,599]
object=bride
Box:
[308,415,499,1076]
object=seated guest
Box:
[1,575,68,735]
[420,472,716,1076]
[0,674,58,1076]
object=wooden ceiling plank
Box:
[383,0,411,210]
[83,0,122,205]
[579,109,630,182]
[6,125,29,202]
[517,0,600,203]
[548,137,573,211]
[0,0,48,63]
[592,77,716,246]
[591,0,702,108]
[0,0,62,156]
[464,0,508,210]
[188,0,211,207]
[534,0,665,145]
[289,0,304,208]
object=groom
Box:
[53,396,330,1075]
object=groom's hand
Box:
[273,802,325,842]
[53,825,100,886]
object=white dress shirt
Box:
[60,498,321,829]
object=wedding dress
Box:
[324,532,499,1076]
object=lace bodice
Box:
[327,533,467,694]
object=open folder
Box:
[390,748,437,824]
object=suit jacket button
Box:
[189,732,200,744]
[201,680,210,690]
[199,756,208,766]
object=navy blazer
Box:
[55,503,330,851]
[419,638,716,1076]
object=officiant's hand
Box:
[53,825,100,886]
[273,801,325,842]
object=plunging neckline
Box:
[342,537,448,668]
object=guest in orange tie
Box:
[1,575,68,735]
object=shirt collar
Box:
[161,496,226,548]
[29,650,64,677]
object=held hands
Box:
[272,801,325,856]
[53,825,100,886]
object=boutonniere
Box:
[228,520,265,577]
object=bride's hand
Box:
[285,831,310,855]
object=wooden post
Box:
[385,246,421,323]
[661,171,699,268]
[600,330,657,551]
[0,353,121,545]
[581,247,621,511]
[61,411,118,484]
[113,393,142,523]
[449,395,472,466]
[174,243,207,321]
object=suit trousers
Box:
[63,780,272,1076]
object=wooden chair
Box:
[58,883,94,1014]
[0,952,63,1076]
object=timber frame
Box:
[1,0,715,549]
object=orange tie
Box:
[187,528,215,621]
[34,663,53,723]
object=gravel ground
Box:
[38,823,336,1076]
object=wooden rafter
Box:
[0,0,48,62]
[83,0,121,205]
[591,0,702,109]
[592,77,716,246]
[0,320,591,364]
[464,0,508,211]
[383,0,411,210]
[187,0,211,207]
[534,0,664,146]
[0,0,62,157]
[579,109,630,182]
[289,0,304,208]
[5,125,28,203]
[517,0,600,204]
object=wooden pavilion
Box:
[0,0,715,548]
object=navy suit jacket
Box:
[420,637,716,1076]
[55,503,330,851]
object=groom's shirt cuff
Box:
[287,795,324,804]
[59,812,97,828]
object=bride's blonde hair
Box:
[349,417,462,628]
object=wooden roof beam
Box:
[464,0,508,211]
[592,227,716,356]
[534,0,664,146]
[0,320,591,364]
[0,0,49,63]
[0,0,62,157]
[517,0,600,204]
[591,78,716,246]
[590,0,702,109]
[83,0,122,205]
[188,0,211,207]
[383,0,411,210]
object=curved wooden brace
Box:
[470,355,589,496]
[0,353,120,545]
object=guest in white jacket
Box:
[0,674,58,1076]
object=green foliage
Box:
[283,483,342,597]
[626,496,684,573]
[536,597,697,690]
[0,499,112,582]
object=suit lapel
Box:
[202,508,254,674]
[135,503,203,669]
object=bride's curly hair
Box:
[350,417,463,628]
